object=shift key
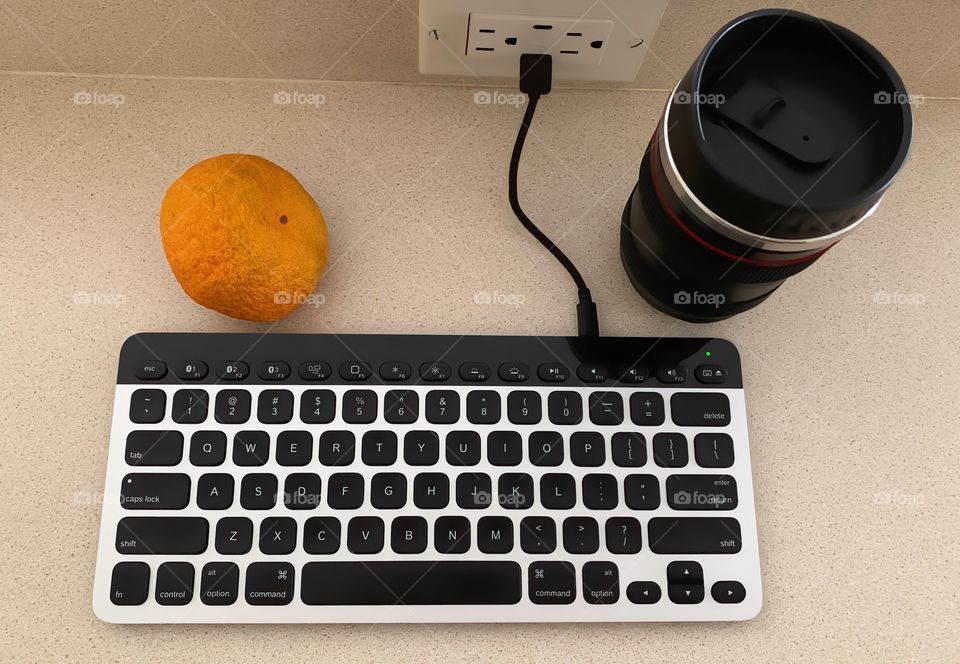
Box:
[648,517,741,554]
[116,517,208,554]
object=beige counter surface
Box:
[0,73,957,662]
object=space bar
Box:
[301,561,522,605]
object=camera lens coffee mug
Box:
[620,9,913,322]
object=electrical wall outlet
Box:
[419,0,669,82]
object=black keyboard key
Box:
[563,516,599,554]
[420,361,452,381]
[456,472,492,509]
[155,562,194,606]
[391,516,428,554]
[245,562,295,605]
[233,430,269,466]
[466,390,501,424]
[582,561,619,604]
[696,365,727,384]
[171,389,208,424]
[217,361,249,381]
[196,473,233,509]
[434,515,470,553]
[258,389,293,424]
[547,391,582,425]
[537,363,569,382]
[239,473,278,510]
[327,473,364,509]
[299,361,331,381]
[619,363,649,383]
[588,391,623,425]
[624,474,660,510]
[384,390,418,424]
[258,361,290,381]
[648,517,742,554]
[711,580,746,604]
[528,561,575,604]
[498,473,533,510]
[120,473,190,510]
[529,431,563,466]
[215,516,253,554]
[301,561,522,605]
[582,473,619,510]
[477,516,513,553]
[520,517,556,554]
[340,361,372,381]
[626,581,661,604]
[200,562,239,605]
[126,430,183,466]
[214,389,250,424]
[629,392,664,425]
[413,473,449,509]
[487,431,522,466]
[657,365,686,384]
[361,430,398,465]
[671,392,730,427]
[342,390,377,424]
[667,560,704,604]
[175,360,208,380]
[135,360,167,380]
[446,431,481,466]
[694,433,735,468]
[284,472,321,509]
[276,430,312,466]
[129,389,165,424]
[304,516,341,554]
[425,390,459,424]
[570,431,605,466]
[371,473,406,509]
[653,432,688,467]
[577,363,609,383]
[499,363,529,382]
[506,390,541,424]
[110,562,150,605]
[605,517,643,554]
[347,516,384,554]
[459,362,491,381]
[259,516,297,554]
[539,473,576,510]
[404,430,439,465]
[301,389,336,423]
[667,474,738,510]
[190,431,226,466]
[380,361,412,381]
[611,432,646,467]
[318,431,355,466]
[116,516,208,554]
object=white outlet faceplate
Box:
[419,0,669,82]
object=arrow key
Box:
[667,560,704,604]
[711,580,746,604]
[626,581,661,604]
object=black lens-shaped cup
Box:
[621,9,913,322]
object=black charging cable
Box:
[509,54,600,338]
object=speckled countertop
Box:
[0,73,957,661]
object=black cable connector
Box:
[509,54,600,337]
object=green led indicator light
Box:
[705,351,711,357]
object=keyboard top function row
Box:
[117,334,741,388]
[95,334,760,624]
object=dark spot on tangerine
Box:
[279,215,288,224]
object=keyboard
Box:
[93,333,761,623]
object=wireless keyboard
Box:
[93,333,761,623]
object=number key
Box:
[425,390,459,424]
[507,391,541,424]
[214,390,250,424]
[548,391,582,425]
[300,389,335,424]
[342,390,377,424]
[257,390,293,424]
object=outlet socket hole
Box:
[479,28,495,33]
[590,40,603,49]
[560,50,579,54]
[533,24,553,30]
[475,47,494,52]
[567,32,582,37]
[505,36,517,45]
